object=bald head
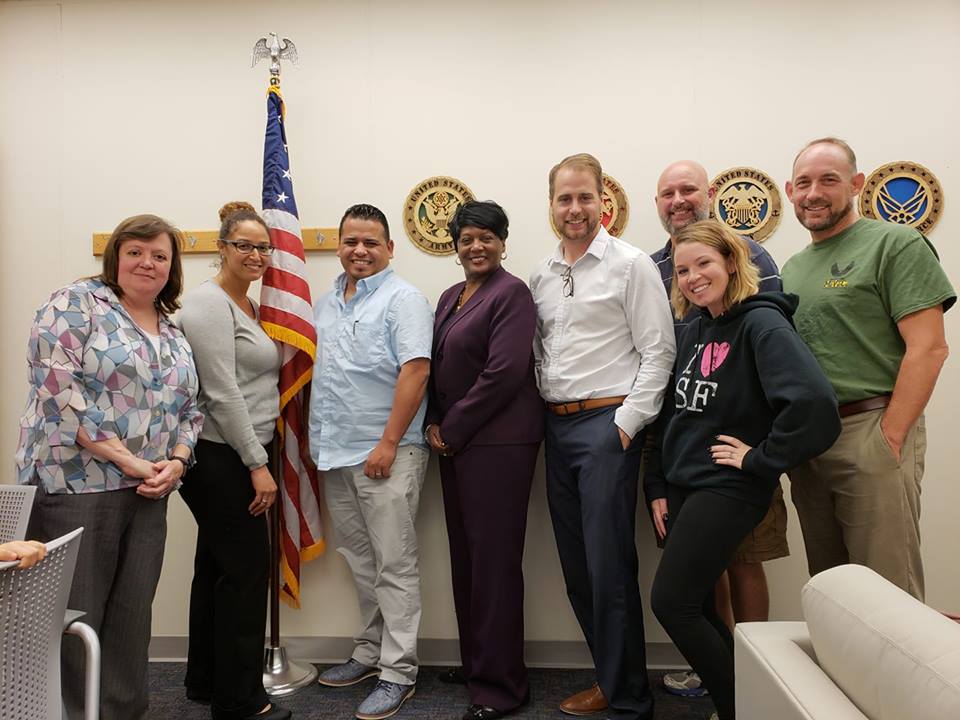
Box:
[655,160,713,239]
[658,160,709,190]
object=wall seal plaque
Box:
[550,173,630,238]
[403,176,476,255]
[601,173,630,237]
[859,161,943,234]
[710,167,782,243]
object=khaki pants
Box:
[323,445,429,685]
[789,408,925,600]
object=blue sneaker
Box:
[355,679,416,720]
[318,658,379,687]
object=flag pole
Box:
[253,31,318,696]
[262,442,317,696]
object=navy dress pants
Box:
[544,406,653,720]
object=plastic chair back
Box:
[0,485,37,542]
[0,527,84,720]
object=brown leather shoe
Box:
[559,683,608,716]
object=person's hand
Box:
[710,435,753,470]
[249,465,277,516]
[942,611,960,624]
[617,426,632,451]
[136,459,180,499]
[365,439,398,480]
[0,540,47,568]
[119,455,158,480]
[426,424,451,455]
[650,498,668,541]
[879,417,904,462]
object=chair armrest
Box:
[63,617,100,720]
[736,622,868,720]
[63,608,86,631]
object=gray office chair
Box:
[0,527,100,720]
[0,484,37,542]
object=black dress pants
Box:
[651,486,767,720]
[545,407,653,720]
[179,439,270,719]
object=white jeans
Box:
[323,445,429,685]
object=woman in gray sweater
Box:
[178,202,289,720]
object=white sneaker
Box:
[662,670,709,697]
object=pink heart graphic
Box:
[700,342,730,377]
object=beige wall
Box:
[2,0,958,651]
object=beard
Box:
[558,215,600,243]
[796,199,854,233]
[660,202,710,236]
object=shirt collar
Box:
[89,278,177,338]
[659,236,674,258]
[549,225,611,267]
[335,266,395,300]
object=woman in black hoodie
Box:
[647,220,840,720]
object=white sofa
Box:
[735,564,960,720]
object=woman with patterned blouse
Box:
[16,214,202,720]
[178,202,289,720]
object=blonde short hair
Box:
[548,153,603,199]
[670,220,760,320]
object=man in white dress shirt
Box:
[530,153,676,720]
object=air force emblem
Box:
[859,161,943,234]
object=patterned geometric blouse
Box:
[15,278,203,494]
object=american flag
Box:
[259,82,324,608]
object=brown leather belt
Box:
[547,395,627,416]
[838,394,891,418]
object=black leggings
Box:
[651,487,767,720]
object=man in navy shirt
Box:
[647,160,785,699]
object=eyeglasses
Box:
[561,266,574,297]
[223,240,276,256]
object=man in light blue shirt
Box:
[310,203,432,720]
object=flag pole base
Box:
[263,644,318,697]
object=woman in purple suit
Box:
[425,201,544,720]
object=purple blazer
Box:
[426,266,544,452]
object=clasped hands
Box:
[119,455,184,500]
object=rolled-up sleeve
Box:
[615,254,677,439]
[28,287,115,447]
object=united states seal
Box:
[403,176,476,256]
[710,167,782,242]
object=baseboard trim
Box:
[150,636,686,669]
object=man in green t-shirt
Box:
[782,137,955,600]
